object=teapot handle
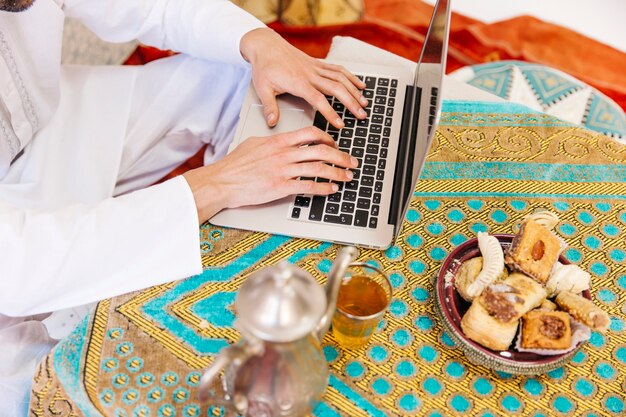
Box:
[197,339,264,411]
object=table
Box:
[29,99,626,416]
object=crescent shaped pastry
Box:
[546,262,591,297]
[465,233,504,298]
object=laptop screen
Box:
[393,0,451,238]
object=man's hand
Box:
[239,28,368,129]
[183,126,358,224]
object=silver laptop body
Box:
[211,0,451,249]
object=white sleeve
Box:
[0,176,202,317]
[62,0,266,66]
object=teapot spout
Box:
[316,246,359,340]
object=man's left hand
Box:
[240,28,368,129]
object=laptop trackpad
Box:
[240,104,308,140]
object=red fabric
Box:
[124,0,626,179]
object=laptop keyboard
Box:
[289,75,398,229]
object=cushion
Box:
[450,61,626,142]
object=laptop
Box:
[211,0,451,249]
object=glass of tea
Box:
[331,262,392,349]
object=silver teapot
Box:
[197,246,359,417]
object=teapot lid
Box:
[235,261,326,342]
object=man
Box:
[0,0,368,413]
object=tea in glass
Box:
[331,263,391,348]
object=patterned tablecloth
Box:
[30,100,626,417]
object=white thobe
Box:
[0,0,264,414]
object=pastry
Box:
[505,219,563,284]
[461,300,519,351]
[555,291,610,333]
[546,262,590,296]
[520,310,572,350]
[492,273,548,320]
[455,257,484,302]
[539,299,558,311]
[455,256,508,302]
[461,273,546,351]
[464,232,505,300]
[523,211,560,231]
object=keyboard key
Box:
[363,89,374,99]
[366,144,379,154]
[343,190,357,201]
[363,165,376,175]
[385,117,392,127]
[373,193,381,204]
[354,137,366,147]
[429,105,436,116]
[326,203,340,214]
[370,125,382,134]
[388,98,395,107]
[383,127,391,137]
[381,148,388,159]
[354,210,369,227]
[340,128,354,138]
[339,138,351,148]
[365,76,376,89]
[308,196,325,221]
[386,107,394,117]
[313,112,326,130]
[294,196,311,207]
[430,95,437,106]
[350,169,360,180]
[329,131,339,141]
[359,187,373,198]
[372,205,380,216]
[382,138,390,148]
[429,115,435,125]
[333,102,345,112]
[378,160,386,169]
[316,177,329,183]
[324,214,353,225]
[372,114,384,124]
[374,96,386,105]
[376,170,384,181]
[345,180,359,190]
[361,176,374,187]
[355,127,368,137]
[389,88,397,97]
[373,105,385,114]
[357,118,369,127]
[341,202,355,213]
[357,198,370,209]
[369,217,378,228]
[377,78,389,86]
[301,177,314,182]
[344,118,355,128]
[375,181,383,192]
[328,192,341,202]
[291,207,301,219]
[391,79,398,87]
[365,154,377,165]
[376,86,388,96]
[431,86,439,96]
[351,147,364,158]
[368,134,380,144]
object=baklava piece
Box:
[505,219,563,284]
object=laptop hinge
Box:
[388,85,421,229]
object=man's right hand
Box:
[183,126,358,224]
